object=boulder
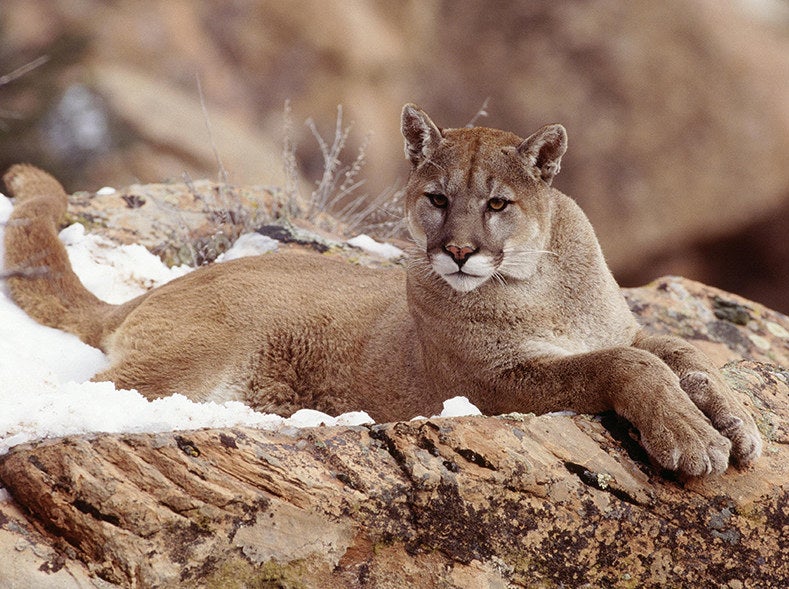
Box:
[0,274,787,588]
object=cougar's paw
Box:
[639,412,732,477]
[680,371,763,468]
[716,413,762,467]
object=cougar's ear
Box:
[401,103,443,167]
[517,124,567,185]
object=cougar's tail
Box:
[3,164,134,349]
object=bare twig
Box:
[306,105,353,218]
[0,55,49,87]
[339,183,406,239]
[331,132,370,210]
[466,97,491,128]
[191,74,273,263]
[0,267,50,280]
[195,73,229,186]
[0,55,50,129]
[280,99,301,218]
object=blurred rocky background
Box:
[1,0,787,312]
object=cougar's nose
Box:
[444,244,477,266]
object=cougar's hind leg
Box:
[92,357,229,404]
[633,331,762,467]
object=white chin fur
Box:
[431,252,494,292]
[441,272,490,292]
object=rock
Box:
[624,276,789,369]
[63,180,407,269]
[0,499,115,588]
[66,179,281,267]
[0,274,787,588]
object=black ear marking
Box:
[517,124,568,184]
[401,104,444,167]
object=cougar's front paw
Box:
[716,414,762,468]
[639,411,732,477]
[680,371,763,468]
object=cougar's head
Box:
[401,103,567,293]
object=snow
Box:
[215,232,278,262]
[0,194,478,498]
[437,396,483,417]
[287,409,374,428]
[408,396,484,422]
[347,234,405,260]
[58,222,192,303]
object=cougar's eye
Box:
[425,192,448,208]
[487,197,509,211]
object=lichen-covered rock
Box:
[0,276,787,587]
[65,180,405,270]
[66,180,280,266]
[624,276,789,369]
[0,499,116,589]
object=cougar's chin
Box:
[441,272,491,292]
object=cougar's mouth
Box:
[430,251,496,292]
[440,270,492,293]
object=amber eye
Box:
[425,192,448,208]
[487,197,509,211]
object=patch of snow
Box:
[0,289,109,384]
[0,192,10,214]
[335,411,375,426]
[59,222,192,303]
[288,409,374,428]
[0,487,10,503]
[0,383,300,456]
[347,234,404,260]
[96,186,116,196]
[437,396,483,418]
[216,232,279,262]
[545,410,577,418]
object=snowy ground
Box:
[0,192,480,466]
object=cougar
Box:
[3,104,761,476]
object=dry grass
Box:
[280,101,404,239]
[151,99,405,268]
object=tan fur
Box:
[3,104,761,476]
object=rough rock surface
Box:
[63,180,406,270]
[66,179,281,267]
